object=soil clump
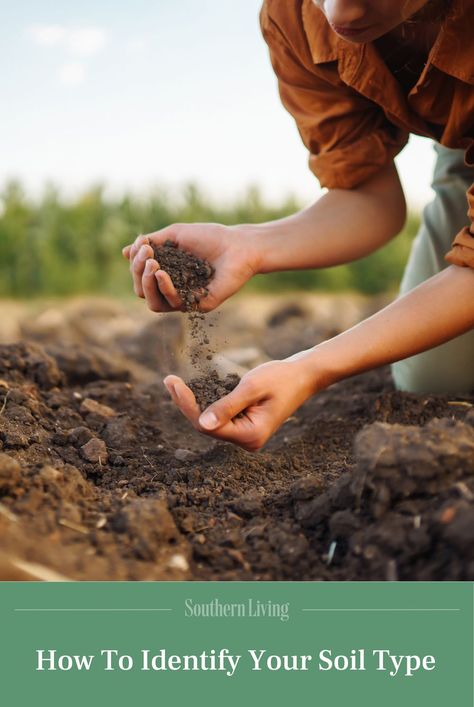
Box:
[188,371,241,411]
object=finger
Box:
[196,268,232,313]
[131,244,154,297]
[198,381,262,431]
[163,375,201,426]
[129,234,150,262]
[142,260,172,312]
[164,376,270,452]
[203,414,260,450]
[198,406,270,452]
[155,270,183,310]
[122,245,132,260]
[190,286,214,313]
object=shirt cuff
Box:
[309,128,408,190]
[445,227,474,269]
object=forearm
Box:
[244,163,406,274]
[167,254,473,452]
[302,265,474,390]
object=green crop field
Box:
[0,180,420,298]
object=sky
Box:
[0,0,436,208]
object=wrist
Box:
[286,347,335,397]
[230,222,277,275]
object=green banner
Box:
[0,582,472,705]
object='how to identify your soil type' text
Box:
[35,648,437,678]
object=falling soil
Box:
[152,239,216,371]
[0,332,473,582]
[152,241,241,414]
[188,371,241,411]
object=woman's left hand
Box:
[163,357,319,452]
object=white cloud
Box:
[67,28,107,56]
[58,62,86,86]
[27,24,67,47]
[27,24,107,57]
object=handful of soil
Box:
[152,240,214,311]
[188,371,240,411]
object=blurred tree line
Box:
[0,180,419,297]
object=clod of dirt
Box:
[152,240,214,311]
[46,344,130,385]
[102,417,137,451]
[174,448,196,462]
[290,477,324,501]
[109,498,190,568]
[231,493,263,518]
[353,418,474,517]
[188,370,240,411]
[0,342,63,390]
[0,453,21,493]
[0,429,29,449]
[292,416,474,580]
[80,437,108,465]
[80,398,116,420]
[36,463,94,500]
[67,426,94,448]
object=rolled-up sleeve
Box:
[445,184,474,269]
[260,4,408,189]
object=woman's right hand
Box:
[122,222,261,313]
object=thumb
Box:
[199,381,258,430]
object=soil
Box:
[151,240,214,311]
[151,239,216,371]
[188,372,241,411]
[0,296,473,581]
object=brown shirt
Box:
[260,0,474,268]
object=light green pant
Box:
[391,144,474,394]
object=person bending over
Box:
[123,0,474,451]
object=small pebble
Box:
[80,398,116,419]
[174,448,196,462]
[167,554,189,572]
[80,438,108,465]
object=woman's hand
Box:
[122,223,261,313]
[163,356,319,452]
